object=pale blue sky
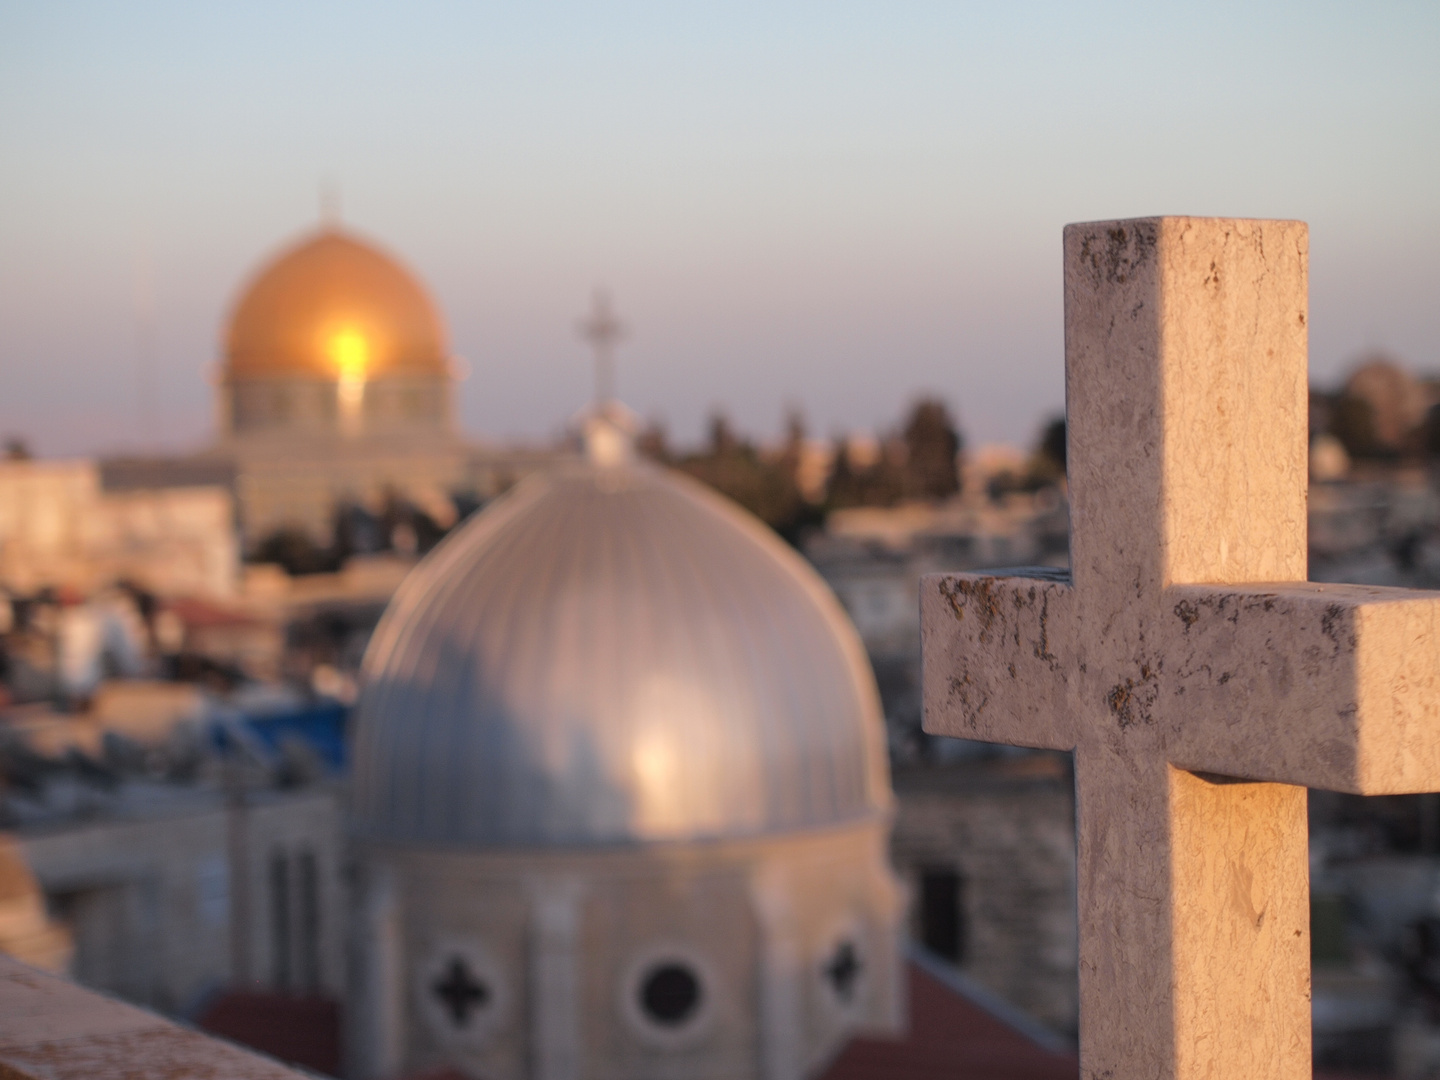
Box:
[1,2,1437,455]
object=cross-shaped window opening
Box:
[431,956,490,1027]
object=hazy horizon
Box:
[2,2,1437,458]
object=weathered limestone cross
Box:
[922,217,1440,1078]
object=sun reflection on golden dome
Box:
[328,327,370,379]
[223,229,448,382]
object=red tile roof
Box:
[190,959,1380,1080]
[819,956,1077,1080]
[167,596,266,629]
[195,991,341,1077]
[823,955,1378,1080]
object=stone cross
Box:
[922,217,1440,1079]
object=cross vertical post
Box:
[923,217,1440,1078]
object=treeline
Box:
[1312,357,1440,463]
[643,397,974,542]
[253,493,462,576]
[251,398,1068,573]
[642,399,1072,541]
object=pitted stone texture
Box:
[1065,217,1309,597]
[922,217,1440,1080]
[0,954,308,1079]
[927,577,1440,793]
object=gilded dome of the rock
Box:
[351,455,893,848]
[223,229,448,381]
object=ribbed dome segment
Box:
[224,229,448,381]
[351,460,891,847]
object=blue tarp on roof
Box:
[211,701,349,771]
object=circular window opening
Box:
[639,962,702,1027]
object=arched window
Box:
[918,865,966,964]
[269,847,323,992]
[268,850,290,989]
[297,850,321,991]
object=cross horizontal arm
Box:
[925,570,1440,792]
[920,569,1076,751]
[1164,581,1440,794]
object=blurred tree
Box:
[378,494,449,556]
[708,412,742,456]
[777,408,806,489]
[783,408,806,447]
[1424,404,1440,459]
[1038,417,1066,474]
[637,420,670,462]
[253,529,335,576]
[826,439,858,506]
[331,502,383,563]
[1329,394,1384,459]
[676,410,813,542]
[450,489,486,524]
[901,399,962,500]
[1309,390,1337,447]
[827,436,904,510]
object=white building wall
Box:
[17,788,344,1014]
[0,459,238,598]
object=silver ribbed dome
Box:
[351,452,891,848]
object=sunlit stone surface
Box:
[923,218,1440,1080]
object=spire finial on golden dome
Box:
[319,178,341,230]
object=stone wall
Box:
[0,952,310,1079]
[889,754,1078,1036]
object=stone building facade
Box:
[888,755,1078,1037]
[355,823,901,1080]
[16,787,344,1014]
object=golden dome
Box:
[224,228,449,382]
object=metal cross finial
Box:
[577,289,626,406]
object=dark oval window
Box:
[639,962,702,1027]
[824,940,862,1003]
